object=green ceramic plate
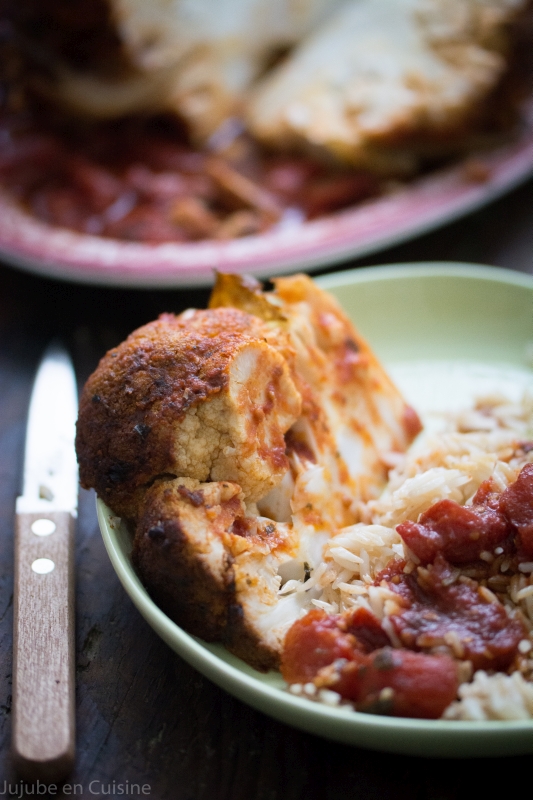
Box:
[97,262,533,758]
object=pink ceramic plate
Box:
[1,106,533,287]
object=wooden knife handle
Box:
[12,510,75,782]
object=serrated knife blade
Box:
[12,343,77,782]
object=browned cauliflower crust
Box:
[133,477,298,671]
[77,274,421,671]
[76,306,301,520]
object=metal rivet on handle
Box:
[31,519,56,537]
[31,558,55,574]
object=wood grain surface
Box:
[0,178,532,798]
[12,511,75,782]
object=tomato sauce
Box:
[0,112,380,243]
[281,608,458,719]
[377,555,525,671]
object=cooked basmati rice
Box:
[444,670,533,721]
[280,394,533,719]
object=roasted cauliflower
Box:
[247,0,528,174]
[76,305,301,520]
[77,274,420,669]
[15,0,526,163]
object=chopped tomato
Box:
[499,463,533,557]
[301,173,379,218]
[344,607,391,652]
[281,607,390,684]
[379,554,525,671]
[282,607,457,719]
[67,155,122,212]
[397,498,510,564]
[281,609,360,684]
[322,647,458,719]
[472,477,502,510]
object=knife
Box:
[12,343,77,782]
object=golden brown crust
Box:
[77,274,422,672]
[76,306,295,519]
[132,478,280,671]
[132,479,240,642]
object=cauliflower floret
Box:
[76,306,301,520]
[133,476,301,670]
[26,0,340,141]
[247,0,526,173]
[78,274,421,671]
[212,272,422,531]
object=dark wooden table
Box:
[0,178,532,799]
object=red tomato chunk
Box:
[378,555,525,671]
[322,648,458,719]
[281,608,387,685]
[397,498,510,564]
[499,462,533,557]
[281,608,457,718]
[398,464,533,564]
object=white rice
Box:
[444,670,533,721]
[280,393,533,719]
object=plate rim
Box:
[96,262,533,755]
[314,259,533,290]
[2,109,533,288]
